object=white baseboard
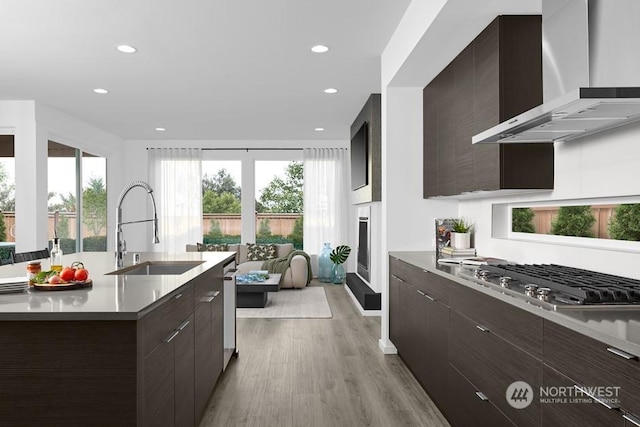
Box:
[343,284,381,317]
[378,339,398,354]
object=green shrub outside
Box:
[551,205,595,237]
[512,208,535,233]
[289,217,303,250]
[608,203,640,241]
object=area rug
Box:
[236,286,332,319]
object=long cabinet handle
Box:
[204,296,215,303]
[174,293,183,299]
[424,293,435,302]
[476,325,490,333]
[391,274,404,283]
[624,414,640,427]
[164,329,180,343]
[213,290,221,298]
[416,289,425,297]
[574,385,619,410]
[475,391,489,401]
[177,320,190,331]
[607,347,638,360]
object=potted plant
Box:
[329,245,351,284]
[451,218,474,249]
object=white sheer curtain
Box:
[148,148,202,252]
[303,148,349,257]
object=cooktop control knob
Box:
[524,284,538,298]
[537,287,551,302]
[499,276,512,289]
[474,269,490,280]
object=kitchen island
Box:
[390,251,640,427]
[0,251,236,427]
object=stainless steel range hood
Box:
[472,87,640,143]
[473,0,640,144]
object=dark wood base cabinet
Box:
[447,366,514,427]
[542,365,624,427]
[389,255,640,427]
[0,266,226,427]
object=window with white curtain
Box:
[302,148,349,256]
[148,148,202,252]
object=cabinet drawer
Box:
[389,257,449,304]
[450,281,542,359]
[450,310,542,427]
[448,365,515,427]
[194,265,223,303]
[544,320,640,416]
[142,283,194,356]
[542,364,624,427]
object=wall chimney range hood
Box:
[472,87,640,144]
[473,0,640,144]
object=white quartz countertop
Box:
[0,251,235,321]
[389,251,640,358]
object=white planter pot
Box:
[451,232,471,249]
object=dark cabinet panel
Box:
[450,310,542,427]
[423,15,553,197]
[144,340,176,427]
[425,300,449,411]
[388,256,449,413]
[542,364,624,427]
[544,320,640,417]
[389,273,402,349]
[447,366,515,427]
[175,314,195,427]
[449,281,543,359]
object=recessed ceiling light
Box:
[314,127,325,132]
[324,88,338,94]
[155,127,166,132]
[93,88,109,94]
[116,45,137,53]
[311,45,329,53]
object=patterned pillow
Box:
[246,243,277,261]
[196,243,228,252]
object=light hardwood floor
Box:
[199,281,449,427]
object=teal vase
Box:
[318,243,333,283]
[332,263,346,284]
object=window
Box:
[494,196,640,253]
[47,141,107,254]
[201,151,303,248]
[255,160,303,249]
[201,160,242,245]
[0,135,15,262]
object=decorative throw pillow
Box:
[206,243,228,252]
[246,243,277,261]
[196,242,228,252]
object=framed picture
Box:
[435,218,456,254]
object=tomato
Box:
[48,275,64,285]
[74,268,89,282]
[59,267,75,282]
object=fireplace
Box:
[357,215,370,283]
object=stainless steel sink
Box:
[106,260,204,276]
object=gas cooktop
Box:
[458,263,640,311]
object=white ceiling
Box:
[0,0,411,142]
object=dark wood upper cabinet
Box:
[423,15,554,198]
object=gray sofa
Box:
[187,243,309,289]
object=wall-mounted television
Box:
[351,121,368,191]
